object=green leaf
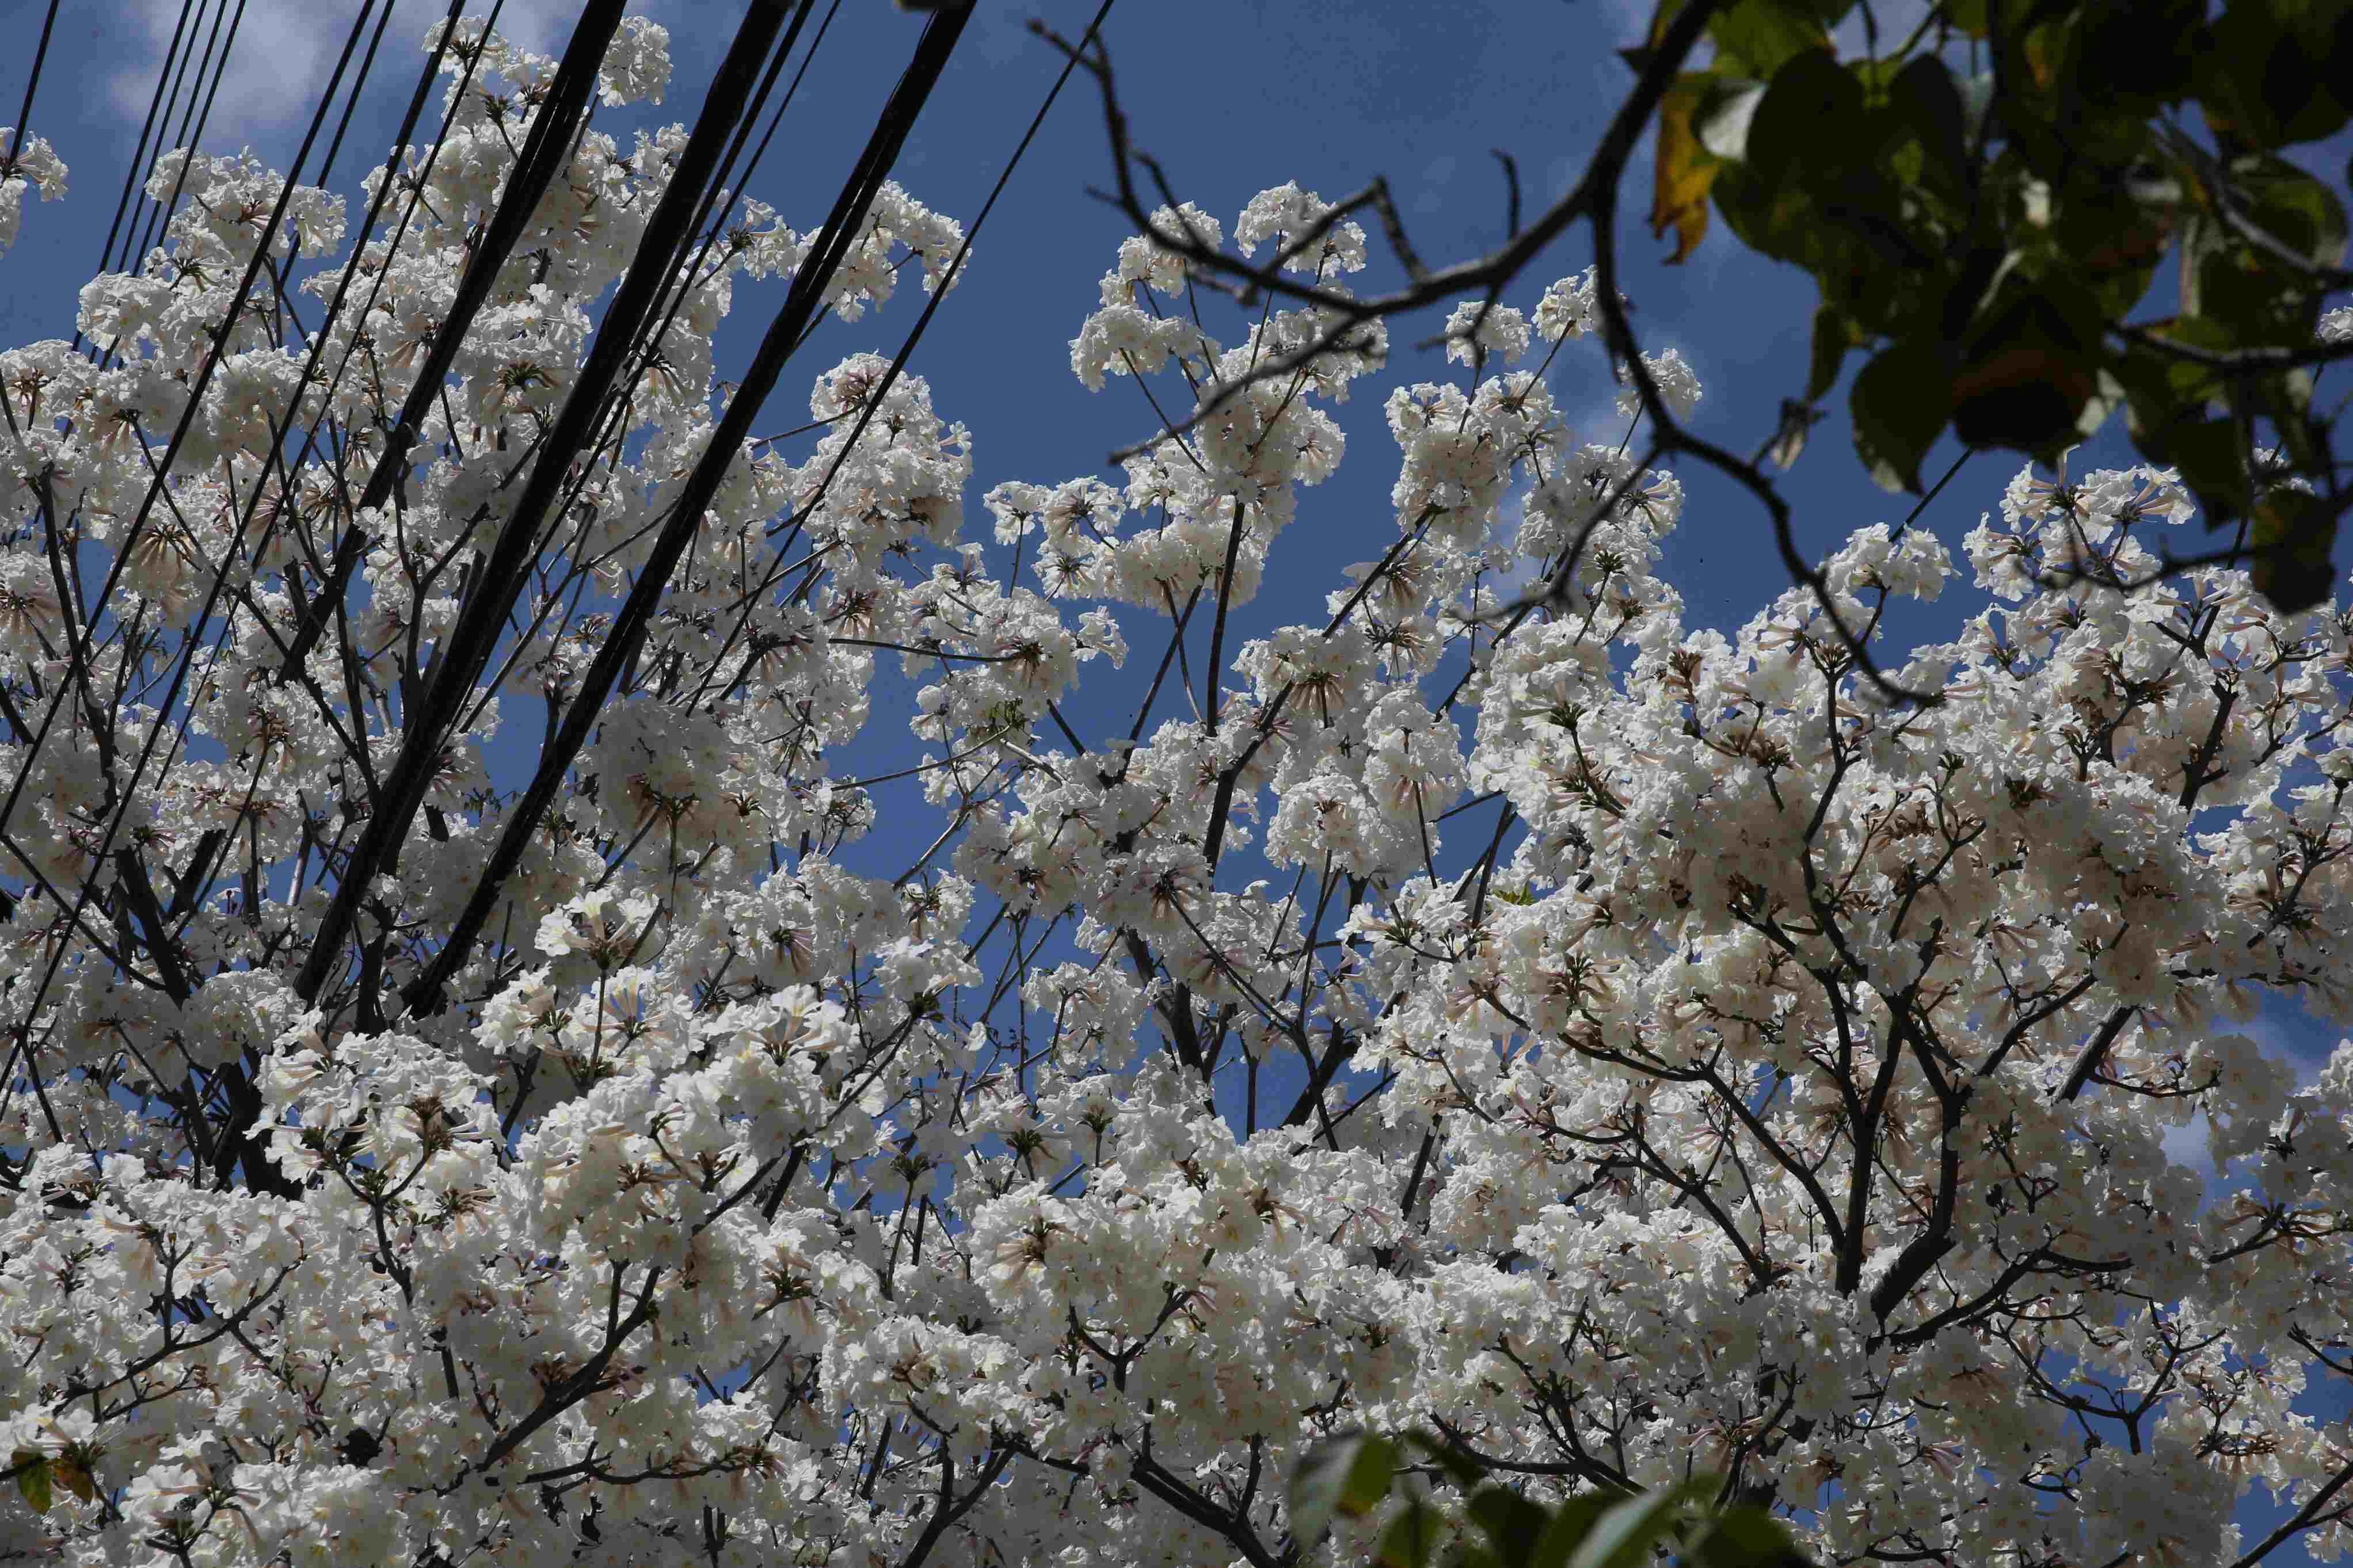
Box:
[2195,240,2324,345]
[1620,0,1692,73]
[1939,245,2013,344]
[1402,1431,1488,1490]
[1887,55,1968,197]
[2154,415,2254,525]
[2129,315,2234,411]
[1565,1486,1696,1568]
[2075,0,2203,111]
[1466,1486,1551,1566]
[1643,0,1693,52]
[1943,0,1991,37]
[2196,5,2348,148]
[1688,1506,1806,1567]
[1528,1494,1617,1568]
[1948,287,2102,456]
[1709,163,1817,266]
[1376,1495,1448,1568]
[1806,304,1855,403]
[1706,0,1828,77]
[1743,50,1865,191]
[1769,398,1824,470]
[2235,154,2351,271]
[2261,29,2352,145]
[1851,339,1954,492]
[2252,489,2339,613]
[1290,1432,1399,1548]
[11,1453,50,1515]
[2063,186,2176,321]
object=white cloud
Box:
[107,0,615,154]
[2160,1109,2217,1198]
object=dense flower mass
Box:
[2,14,2352,1568]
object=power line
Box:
[128,0,240,283]
[0,0,391,1165]
[703,0,1120,689]
[75,0,203,354]
[3,0,62,165]
[402,1,983,1016]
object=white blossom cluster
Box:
[0,131,66,257]
[0,14,2351,1568]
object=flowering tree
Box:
[4,10,2353,1568]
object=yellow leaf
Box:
[51,1453,96,1506]
[1651,74,1720,264]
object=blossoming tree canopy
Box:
[2,9,2353,1568]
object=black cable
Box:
[0,0,399,1196]
[696,0,1118,691]
[3,0,62,166]
[72,0,208,358]
[156,0,497,720]
[129,0,235,275]
[245,0,504,521]
[779,0,1118,560]
[438,0,847,663]
[622,0,842,392]
[273,0,634,677]
[437,0,830,706]
[330,0,821,1009]
[403,1,980,1016]
[596,0,824,424]
[0,0,391,848]
[317,0,403,192]
[82,0,196,317]
[283,0,653,1004]
[108,0,505,968]
[239,0,401,338]
[101,0,254,374]
[166,0,255,218]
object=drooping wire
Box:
[273,0,636,678]
[91,0,509,970]
[403,1,983,1016]
[316,0,403,192]
[2,0,63,166]
[442,0,1122,1002]
[619,0,843,394]
[430,0,837,741]
[164,0,257,214]
[14,0,519,915]
[98,0,258,373]
[699,0,1121,691]
[0,0,530,1184]
[120,0,499,753]
[0,0,390,1169]
[307,0,844,1013]
[127,0,239,283]
[87,0,194,271]
[73,0,205,355]
[0,0,402,856]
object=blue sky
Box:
[7,0,2353,1555]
